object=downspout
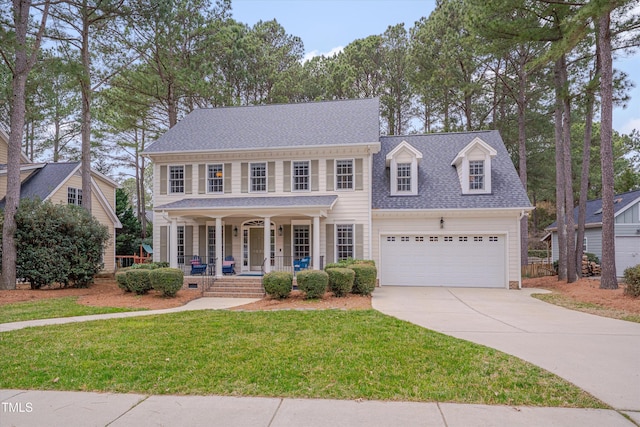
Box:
[517,210,527,289]
[368,146,373,261]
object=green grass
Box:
[0,297,145,323]
[533,293,640,323]
[0,309,604,407]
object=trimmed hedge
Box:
[125,269,153,295]
[150,268,184,297]
[325,259,375,271]
[350,264,377,296]
[297,270,329,299]
[129,262,169,270]
[623,265,640,298]
[115,271,130,292]
[326,268,355,297]
[263,271,293,299]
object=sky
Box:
[230,0,640,136]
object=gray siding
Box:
[616,203,639,224]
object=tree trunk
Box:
[561,54,576,283]
[80,1,92,212]
[518,56,528,266]
[554,57,567,281]
[598,10,618,289]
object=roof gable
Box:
[451,137,497,167]
[143,98,381,154]
[385,140,423,166]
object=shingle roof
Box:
[0,162,79,209]
[372,131,531,210]
[546,188,640,230]
[155,195,338,210]
[143,98,380,154]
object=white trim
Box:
[291,160,311,192]
[334,158,355,191]
[142,142,382,157]
[249,161,268,193]
[168,164,186,194]
[385,140,423,166]
[206,163,224,194]
[42,163,82,202]
[90,177,122,228]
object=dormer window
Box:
[451,137,496,195]
[469,160,484,190]
[386,141,422,196]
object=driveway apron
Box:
[372,286,640,411]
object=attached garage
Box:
[615,236,640,274]
[379,234,506,287]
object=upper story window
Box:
[169,165,184,194]
[469,160,484,190]
[68,187,82,206]
[293,161,309,191]
[397,163,412,192]
[251,162,267,192]
[336,159,353,190]
[208,164,223,193]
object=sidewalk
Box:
[1,389,637,427]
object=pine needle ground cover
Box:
[0,310,603,408]
[0,297,144,323]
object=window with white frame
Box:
[293,161,309,191]
[177,225,185,265]
[469,160,484,190]
[397,163,412,192]
[67,187,82,206]
[293,225,310,258]
[336,159,353,190]
[583,237,587,252]
[169,165,185,193]
[208,164,223,193]
[336,224,354,260]
[250,163,267,192]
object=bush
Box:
[125,269,152,295]
[115,271,130,292]
[263,271,293,299]
[297,270,328,299]
[150,268,184,297]
[130,262,169,270]
[584,253,600,265]
[325,259,375,271]
[326,268,355,297]
[623,265,640,298]
[350,264,377,296]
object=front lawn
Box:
[0,309,603,408]
[0,297,145,324]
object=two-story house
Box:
[0,128,121,274]
[144,98,532,289]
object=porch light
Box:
[233,226,238,237]
[278,225,283,236]
[440,217,444,229]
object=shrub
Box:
[115,271,130,292]
[297,270,328,299]
[125,269,152,295]
[584,253,600,265]
[325,259,375,271]
[130,262,169,270]
[326,268,355,297]
[623,265,640,298]
[263,271,293,299]
[150,268,184,297]
[1,199,110,289]
[350,264,377,296]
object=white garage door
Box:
[615,236,640,274]
[380,234,506,287]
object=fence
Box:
[522,257,556,278]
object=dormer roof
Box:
[385,140,423,167]
[451,137,497,167]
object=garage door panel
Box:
[380,234,505,288]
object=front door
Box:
[250,228,264,271]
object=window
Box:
[444,236,453,242]
[336,159,353,190]
[397,163,412,192]
[177,226,185,265]
[336,224,354,260]
[469,160,484,190]
[293,161,310,191]
[67,187,82,206]
[169,166,184,194]
[208,164,223,193]
[251,163,267,192]
[583,237,587,252]
[474,236,483,242]
[293,225,310,259]
[387,236,396,242]
[489,236,499,242]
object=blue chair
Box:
[222,255,235,275]
[190,256,208,275]
[293,256,311,272]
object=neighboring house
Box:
[143,98,532,289]
[0,129,122,273]
[544,189,640,275]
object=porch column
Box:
[215,217,223,277]
[313,215,320,270]
[169,218,178,269]
[263,216,271,273]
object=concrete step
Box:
[203,290,265,298]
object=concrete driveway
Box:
[372,286,640,411]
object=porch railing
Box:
[267,256,325,274]
[178,255,216,277]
